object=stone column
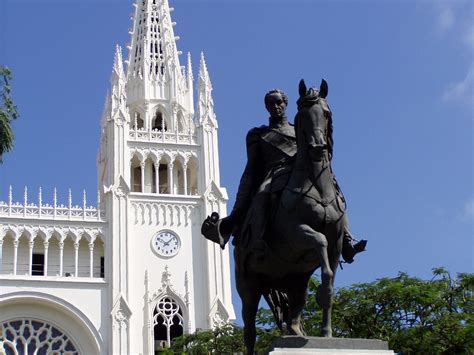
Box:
[43,240,49,276]
[89,241,94,278]
[154,163,160,194]
[59,241,64,277]
[74,242,79,277]
[13,239,19,275]
[183,164,188,195]
[168,162,174,194]
[140,162,146,193]
[28,240,34,276]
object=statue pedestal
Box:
[268,336,394,355]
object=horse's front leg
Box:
[312,230,334,337]
[318,226,343,337]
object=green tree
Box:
[308,268,474,353]
[169,269,473,354]
[0,65,19,162]
[169,323,244,354]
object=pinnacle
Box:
[199,52,211,83]
[113,44,125,78]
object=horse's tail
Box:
[263,289,289,332]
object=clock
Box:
[152,230,181,257]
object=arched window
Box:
[152,111,167,131]
[131,156,142,192]
[0,319,78,354]
[177,111,185,133]
[143,157,155,193]
[173,160,185,195]
[153,297,183,350]
[187,157,199,195]
[158,158,169,194]
[131,112,144,130]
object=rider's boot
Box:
[341,229,367,264]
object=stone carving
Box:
[131,202,193,226]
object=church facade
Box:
[0,0,235,353]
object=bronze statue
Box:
[202,80,366,354]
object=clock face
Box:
[152,231,181,257]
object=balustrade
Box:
[0,186,104,221]
[129,126,197,145]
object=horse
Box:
[203,79,347,354]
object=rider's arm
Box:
[230,127,264,223]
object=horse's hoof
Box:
[321,329,333,337]
[288,323,304,336]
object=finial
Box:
[53,188,57,207]
[68,188,72,208]
[8,185,12,206]
[24,186,28,206]
[83,189,87,208]
[38,187,42,207]
[97,189,101,207]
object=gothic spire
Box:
[126,0,182,82]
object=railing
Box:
[129,128,197,145]
[0,186,104,221]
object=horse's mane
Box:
[297,88,334,160]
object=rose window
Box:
[0,319,78,355]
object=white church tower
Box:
[98,0,235,352]
[0,0,234,354]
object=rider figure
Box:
[207,89,365,263]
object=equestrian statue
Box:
[202,79,367,354]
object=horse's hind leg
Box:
[286,273,311,336]
[296,224,333,289]
[237,275,261,354]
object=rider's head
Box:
[265,89,288,119]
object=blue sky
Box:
[1,0,472,321]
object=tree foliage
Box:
[329,268,473,353]
[168,269,473,354]
[0,65,19,162]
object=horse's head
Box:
[297,79,329,111]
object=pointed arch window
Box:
[152,111,167,131]
[153,297,183,350]
[131,112,144,130]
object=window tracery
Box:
[0,319,78,355]
[153,297,183,349]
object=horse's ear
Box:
[299,79,307,97]
[320,79,328,98]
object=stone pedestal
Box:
[267,336,394,355]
